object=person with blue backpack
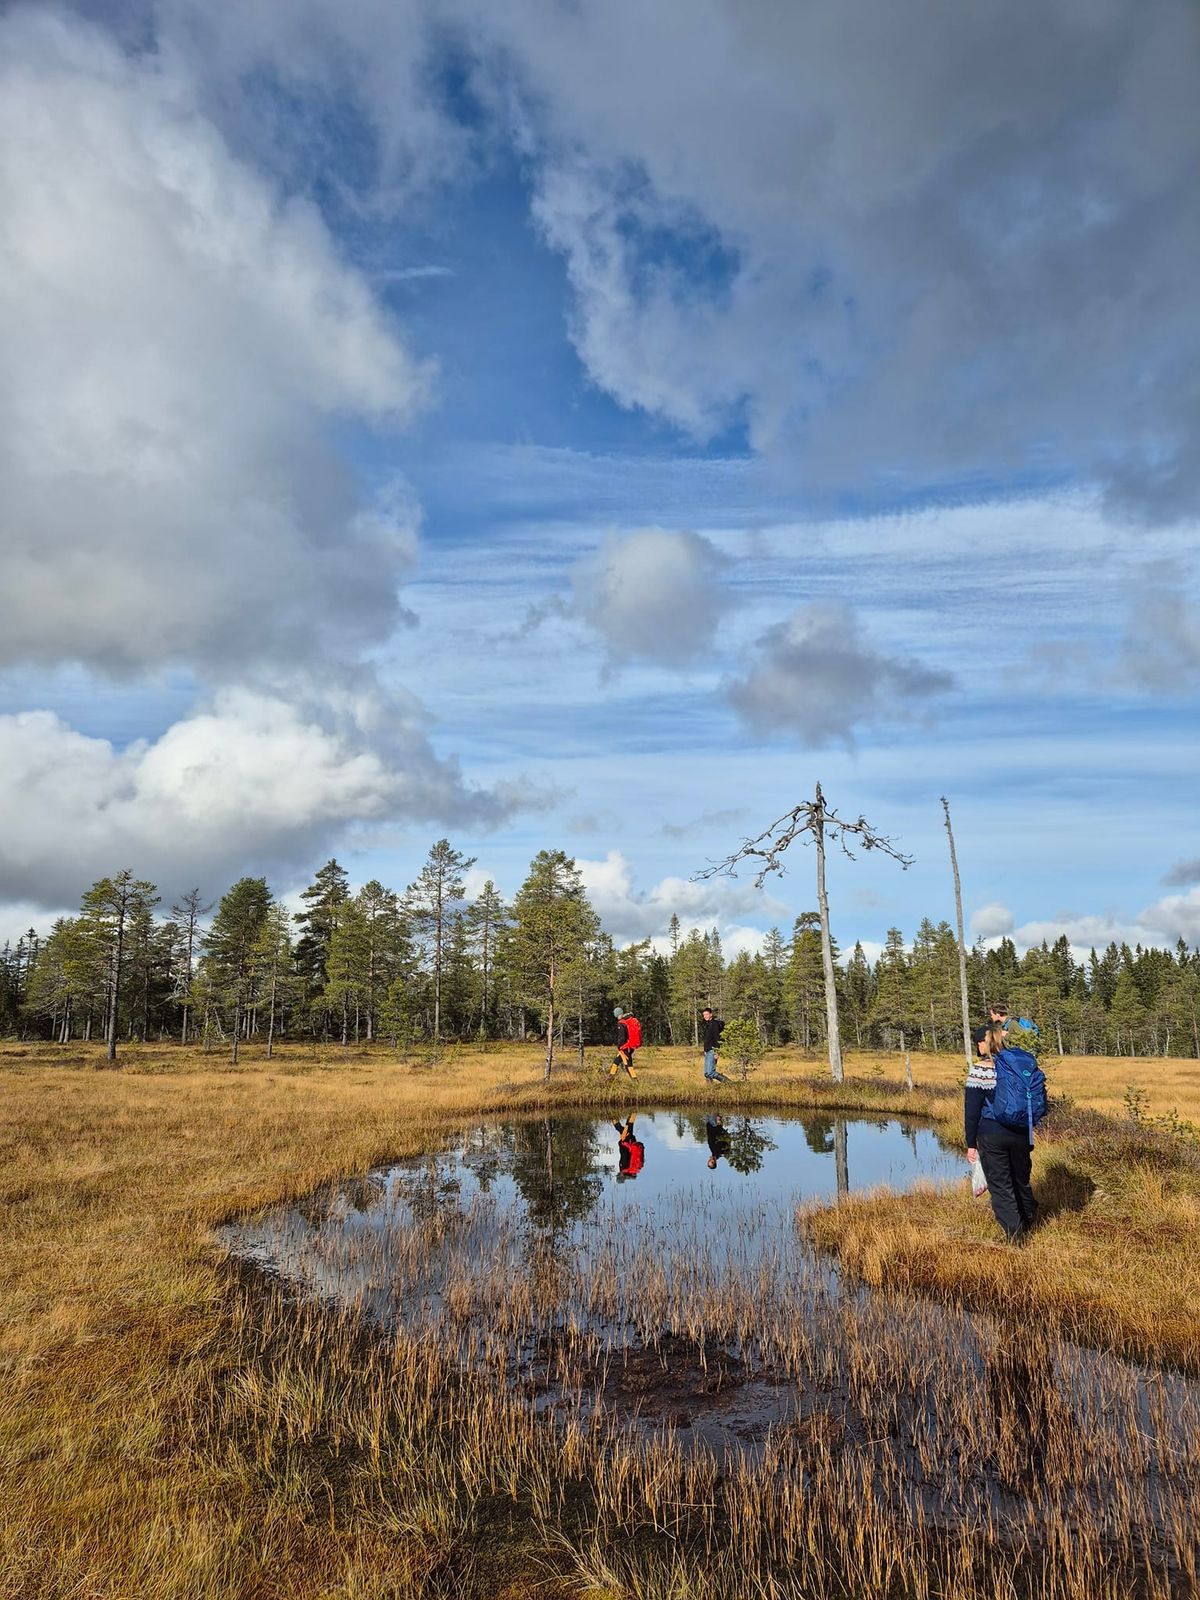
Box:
[965,1016,1048,1243]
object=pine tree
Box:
[505,850,598,1081]
[669,929,709,1046]
[760,928,787,1042]
[324,897,370,1044]
[465,880,509,1038]
[1108,964,1146,1056]
[170,889,212,1045]
[841,941,875,1048]
[79,872,159,1063]
[355,880,405,1043]
[253,904,294,1059]
[203,878,272,1064]
[406,839,476,1046]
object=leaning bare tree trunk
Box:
[544,995,555,1082]
[941,797,973,1072]
[813,785,844,1083]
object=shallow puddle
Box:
[221,1110,961,1452]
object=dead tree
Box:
[696,784,911,1082]
[940,797,974,1071]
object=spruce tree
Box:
[294,860,350,1036]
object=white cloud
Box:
[0,9,430,676]
[0,900,74,951]
[1138,887,1200,947]
[83,1,1200,519]
[727,602,952,745]
[154,0,470,203]
[571,526,730,668]
[575,848,786,945]
[971,902,1015,939]
[0,691,511,907]
[474,0,1200,516]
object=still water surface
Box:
[218,1107,1200,1550]
[219,1109,962,1301]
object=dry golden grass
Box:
[895,1043,1200,1120]
[2,1035,1199,1599]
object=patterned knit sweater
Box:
[964,1057,996,1147]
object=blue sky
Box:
[2,0,1199,960]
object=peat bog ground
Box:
[2,1041,1199,1597]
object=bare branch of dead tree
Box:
[691,783,913,1085]
[694,782,913,888]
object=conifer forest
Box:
[5,840,1197,1060]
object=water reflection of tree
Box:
[458,1121,507,1193]
[684,1111,779,1173]
[722,1117,778,1174]
[798,1115,849,1195]
[398,1156,463,1223]
[508,1116,603,1238]
[801,1115,837,1155]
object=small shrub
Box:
[721,1018,766,1083]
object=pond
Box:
[219,1107,961,1303]
[220,1109,962,1451]
[218,1109,1200,1593]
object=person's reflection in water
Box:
[706,1115,731,1169]
[614,1117,645,1181]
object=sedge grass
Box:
[3,1038,1200,1598]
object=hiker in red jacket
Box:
[608,1006,641,1079]
[614,1117,645,1180]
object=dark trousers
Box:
[977,1122,1038,1241]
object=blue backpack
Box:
[988,1047,1048,1143]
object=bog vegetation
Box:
[3,1043,1200,1600]
[3,838,1198,1062]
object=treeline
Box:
[2,841,1199,1062]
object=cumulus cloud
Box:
[1163,859,1200,889]
[0,8,431,676]
[971,902,1015,939]
[727,602,952,745]
[576,849,786,946]
[571,527,730,667]
[0,691,515,908]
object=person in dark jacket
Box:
[701,1006,727,1082]
[965,1024,1039,1242]
[705,1114,730,1169]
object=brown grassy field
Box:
[2,1037,1198,1598]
